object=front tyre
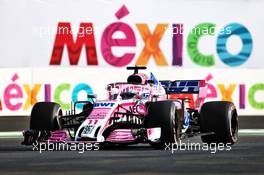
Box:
[145,101,181,149]
[30,102,62,131]
[200,101,238,145]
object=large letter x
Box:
[136,24,168,66]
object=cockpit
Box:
[106,66,158,101]
[109,88,138,100]
[120,91,137,100]
[107,83,152,101]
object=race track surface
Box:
[0,135,263,175]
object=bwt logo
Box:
[94,102,115,108]
[50,5,253,67]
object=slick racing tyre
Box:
[145,101,181,149]
[30,102,62,131]
[200,101,238,145]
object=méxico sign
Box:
[0,0,262,68]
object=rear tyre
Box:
[30,102,62,131]
[200,101,238,145]
[145,101,181,149]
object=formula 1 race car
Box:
[22,66,238,148]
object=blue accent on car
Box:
[160,80,200,94]
[184,112,190,128]
[150,72,159,86]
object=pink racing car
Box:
[22,67,238,148]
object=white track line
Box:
[238,129,264,135]
[0,131,23,138]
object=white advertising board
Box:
[0,68,263,116]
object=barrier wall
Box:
[0,68,263,116]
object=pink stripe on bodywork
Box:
[48,130,69,142]
[106,129,135,142]
[89,108,111,119]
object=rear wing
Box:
[159,80,206,94]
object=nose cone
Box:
[75,101,117,141]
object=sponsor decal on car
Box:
[93,102,115,108]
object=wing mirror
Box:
[87,94,97,99]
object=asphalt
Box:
[0,135,264,175]
[0,115,263,175]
